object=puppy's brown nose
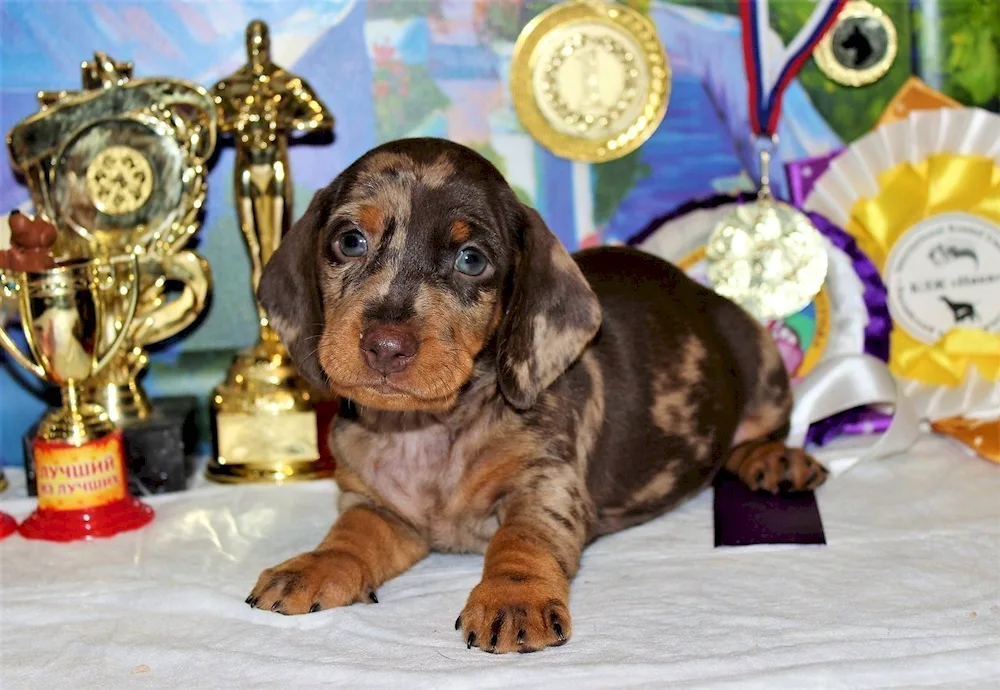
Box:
[360,324,418,375]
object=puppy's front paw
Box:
[456,576,571,654]
[246,550,379,614]
[733,442,829,494]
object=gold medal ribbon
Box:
[848,153,1000,386]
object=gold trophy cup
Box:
[0,255,155,541]
[206,20,336,483]
[5,52,217,428]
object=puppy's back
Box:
[569,247,752,533]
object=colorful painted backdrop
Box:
[1,0,994,464]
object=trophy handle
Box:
[0,271,47,380]
[93,256,141,377]
[132,250,212,347]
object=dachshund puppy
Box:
[249,138,828,653]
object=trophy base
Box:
[206,398,339,485]
[20,429,155,542]
[0,470,15,540]
[18,497,154,542]
[0,512,17,540]
[22,395,199,496]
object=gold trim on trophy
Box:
[510,0,670,162]
[815,0,897,88]
[205,20,336,484]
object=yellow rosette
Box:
[847,153,1000,388]
[802,95,1000,461]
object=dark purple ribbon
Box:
[626,192,893,446]
[713,470,825,546]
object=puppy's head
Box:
[259,138,601,412]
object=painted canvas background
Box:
[1,0,996,465]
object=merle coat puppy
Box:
[248,138,827,653]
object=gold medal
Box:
[510,0,670,162]
[814,0,897,87]
[706,140,828,321]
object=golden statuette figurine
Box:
[207,19,336,484]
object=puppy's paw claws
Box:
[457,575,571,654]
[246,550,374,615]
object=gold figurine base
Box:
[202,457,335,485]
[206,332,335,484]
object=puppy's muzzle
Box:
[360,323,418,375]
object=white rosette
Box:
[803,108,1000,226]
[802,108,1000,422]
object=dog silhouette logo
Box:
[940,295,977,324]
[840,24,874,67]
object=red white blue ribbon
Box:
[739,0,847,136]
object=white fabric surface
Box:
[1,432,998,689]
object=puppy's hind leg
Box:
[725,329,828,495]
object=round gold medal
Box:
[510,0,670,162]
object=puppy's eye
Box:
[335,230,368,259]
[455,247,488,276]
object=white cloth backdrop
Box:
[1,432,998,689]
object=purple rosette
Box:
[627,191,893,447]
[802,212,893,445]
[784,151,895,445]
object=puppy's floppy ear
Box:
[496,204,602,409]
[257,180,339,389]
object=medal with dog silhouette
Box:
[814,0,897,87]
